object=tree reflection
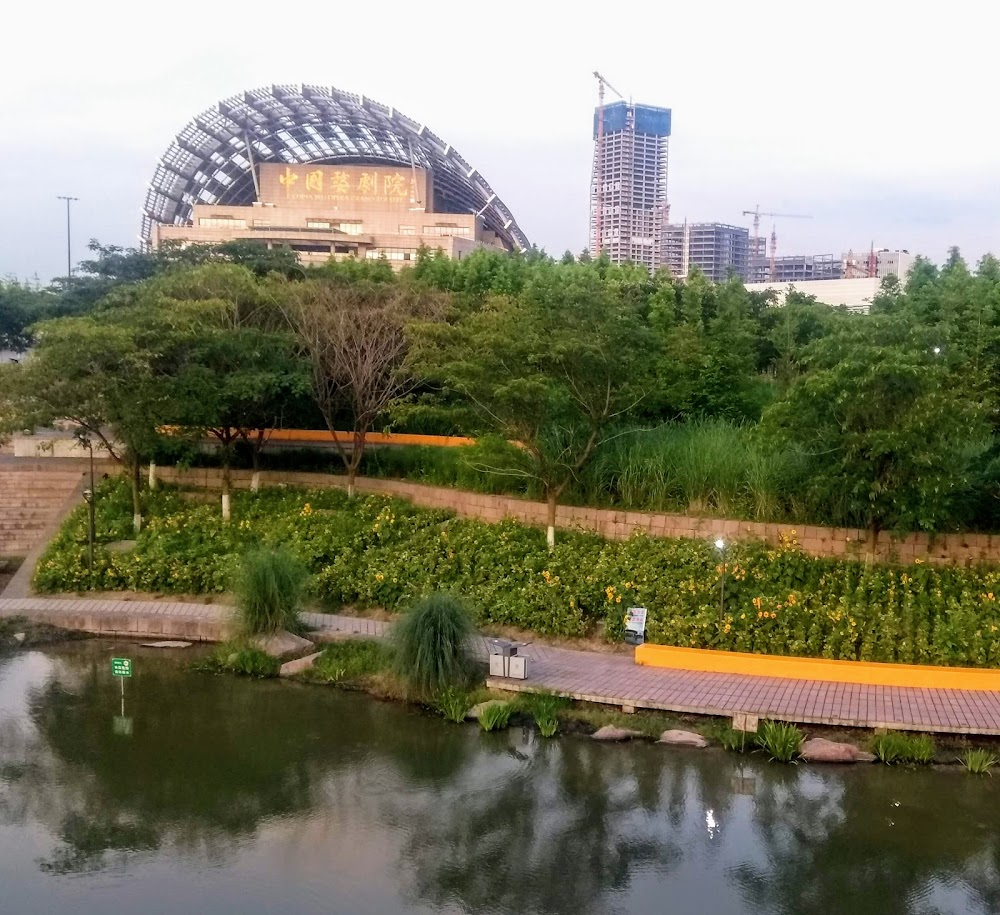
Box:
[395,734,681,915]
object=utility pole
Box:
[56,195,79,281]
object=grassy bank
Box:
[34,479,1000,667]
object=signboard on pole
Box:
[624,607,648,646]
[111,658,132,678]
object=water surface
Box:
[1,642,998,914]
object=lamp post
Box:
[56,195,78,282]
[715,538,727,621]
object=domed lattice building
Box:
[143,84,529,265]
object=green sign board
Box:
[111,658,132,678]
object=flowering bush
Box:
[32,479,1000,663]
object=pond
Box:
[1,641,999,915]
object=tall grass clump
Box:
[392,593,477,693]
[755,720,803,762]
[479,702,513,732]
[872,732,936,765]
[718,726,755,753]
[518,691,568,738]
[435,686,472,723]
[233,547,308,635]
[670,419,748,515]
[959,748,998,774]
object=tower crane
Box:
[742,206,812,281]
[593,71,626,258]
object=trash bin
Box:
[487,639,526,678]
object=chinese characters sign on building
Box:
[266,163,419,204]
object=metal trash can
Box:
[486,639,526,679]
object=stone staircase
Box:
[0,466,83,556]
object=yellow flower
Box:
[740,613,746,620]
[375,572,384,582]
[752,597,763,610]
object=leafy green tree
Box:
[168,324,309,518]
[408,267,653,547]
[762,315,989,541]
[1,312,171,531]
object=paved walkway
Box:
[4,596,1000,735]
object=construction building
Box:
[842,248,915,280]
[143,84,528,267]
[664,222,752,282]
[749,254,843,284]
[590,97,671,272]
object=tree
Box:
[408,267,653,548]
[168,325,309,518]
[761,315,989,542]
[1,312,170,532]
[287,279,442,497]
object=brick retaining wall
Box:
[147,465,996,567]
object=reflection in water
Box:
[1,642,1000,914]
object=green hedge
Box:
[33,480,1000,665]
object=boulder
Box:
[658,729,708,748]
[252,630,315,659]
[467,700,509,721]
[592,725,643,742]
[12,632,26,644]
[800,737,875,763]
[279,651,323,678]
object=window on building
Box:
[422,224,471,237]
[339,222,363,235]
[398,225,416,235]
[365,248,415,261]
[306,220,331,229]
[252,219,271,228]
[198,216,247,228]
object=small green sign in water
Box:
[111,658,132,678]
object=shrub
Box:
[535,715,559,737]
[310,639,390,684]
[435,686,472,723]
[479,702,513,731]
[195,642,280,678]
[755,720,803,762]
[392,593,477,693]
[234,547,308,636]
[718,726,755,753]
[871,731,936,765]
[959,747,998,774]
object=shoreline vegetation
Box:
[196,633,1000,773]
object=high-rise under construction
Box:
[589,99,671,272]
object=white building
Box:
[744,277,880,314]
[842,248,915,281]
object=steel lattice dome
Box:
[142,84,529,252]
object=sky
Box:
[1,0,997,283]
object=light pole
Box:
[715,538,727,621]
[56,195,78,282]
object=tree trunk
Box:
[347,465,356,500]
[866,523,881,564]
[148,460,157,490]
[546,490,557,551]
[221,459,232,521]
[131,459,142,534]
[250,439,262,493]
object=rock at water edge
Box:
[658,729,708,748]
[253,630,315,659]
[280,652,324,678]
[592,725,643,742]
[800,737,875,763]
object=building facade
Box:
[750,254,843,284]
[744,277,879,314]
[153,163,502,267]
[142,84,528,267]
[664,222,752,282]
[590,101,671,272]
[842,248,915,281]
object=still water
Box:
[1,642,999,915]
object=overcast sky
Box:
[1,0,996,283]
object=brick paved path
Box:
[4,596,1000,735]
